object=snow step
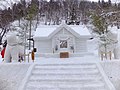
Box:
[30,75,102,81]
[23,63,109,90]
[33,68,97,72]
[27,83,104,87]
[35,64,96,69]
[34,67,97,70]
[27,80,104,86]
[32,69,99,75]
[35,63,96,66]
[29,76,102,83]
[26,88,106,90]
[25,83,105,90]
[28,79,103,84]
[31,74,100,78]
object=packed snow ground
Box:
[0,63,30,90]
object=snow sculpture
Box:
[4,31,24,63]
[98,31,118,60]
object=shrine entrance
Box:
[52,35,75,58]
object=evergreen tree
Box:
[108,0,111,6]
[91,13,106,35]
[98,0,101,7]
[25,3,39,50]
[91,13,117,59]
[70,7,76,24]
[101,0,105,8]
[118,3,120,9]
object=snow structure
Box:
[108,26,120,59]
[34,23,91,58]
[19,63,115,90]
[0,24,117,90]
[102,26,120,59]
[4,31,24,63]
[90,25,120,60]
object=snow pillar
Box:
[114,29,120,59]
[113,45,120,59]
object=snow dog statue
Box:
[4,31,24,63]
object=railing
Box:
[96,63,116,90]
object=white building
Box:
[34,24,91,58]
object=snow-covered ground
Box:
[0,55,120,90]
[87,39,120,90]
[0,63,30,90]
[0,29,120,90]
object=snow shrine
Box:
[34,23,91,58]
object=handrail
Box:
[96,63,116,90]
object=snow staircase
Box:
[20,63,115,90]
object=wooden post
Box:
[109,51,112,60]
[31,51,35,62]
[101,51,112,61]
[53,48,54,53]
[105,52,107,60]
[101,52,103,61]
[28,53,29,63]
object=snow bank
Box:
[101,60,120,90]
